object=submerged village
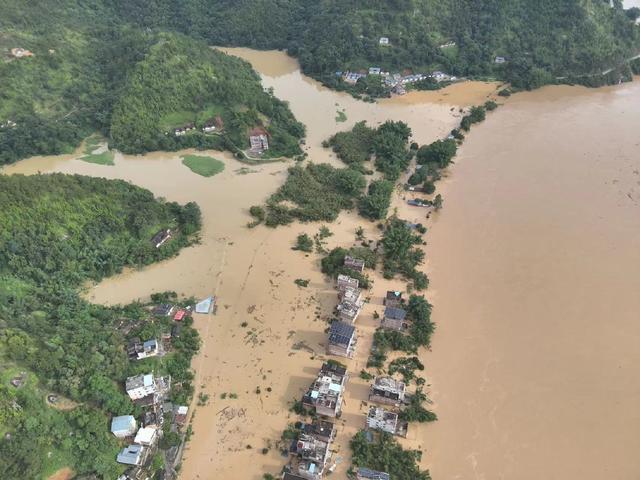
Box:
[102,87,499,480]
[80,65,500,480]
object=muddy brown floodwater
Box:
[4,49,640,480]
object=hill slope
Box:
[0,174,202,479]
[0,2,304,164]
[112,0,640,89]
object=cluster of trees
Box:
[359,180,395,220]
[320,247,376,289]
[369,295,436,368]
[382,217,428,290]
[324,121,376,170]
[350,430,431,480]
[261,163,366,226]
[0,174,202,478]
[323,121,413,221]
[326,120,412,180]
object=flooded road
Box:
[4,49,640,480]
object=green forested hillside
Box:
[0,2,304,164]
[110,33,304,156]
[0,174,202,478]
[1,0,637,163]
[111,0,640,89]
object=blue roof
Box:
[384,306,406,321]
[111,415,135,433]
[358,467,391,480]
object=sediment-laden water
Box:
[4,50,639,480]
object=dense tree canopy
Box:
[0,174,202,478]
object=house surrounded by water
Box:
[327,321,357,358]
[368,376,406,407]
[302,362,348,417]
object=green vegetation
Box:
[0,174,202,478]
[359,180,395,220]
[417,139,457,169]
[373,122,413,181]
[181,155,225,177]
[293,234,313,252]
[335,109,347,123]
[324,121,376,169]
[399,389,438,424]
[263,164,366,226]
[388,356,425,384]
[368,295,435,368]
[461,105,487,132]
[325,120,412,180]
[0,5,304,165]
[80,135,115,166]
[112,1,640,93]
[382,218,428,290]
[2,1,639,165]
[320,247,374,289]
[294,278,310,287]
[350,430,430,480]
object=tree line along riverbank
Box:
[253,101,499,480]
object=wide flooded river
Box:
[4,49,640,480]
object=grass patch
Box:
[335,109,347,122]
[79,135,115,166]
[181,155,225,177]
[80,151,115,165]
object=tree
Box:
[359,180,394,220]
[416,139,457,168]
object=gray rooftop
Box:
[328,321,355,347]
[384,306,406,320]
[357,467,391,480]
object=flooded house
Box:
[301,419,336,444]
[249,127,269,154]
[384,291,402,308]
[327,321,357,358]
[381,306,407,331]
[344,255,365,273]
[302,362,348,418]
[339,285,362,305]
[366,406,407,437]
[151,229,172,248]
[153,303,175,317]
[337,299,362,323]
[337,274,359,291]
[368,376,406,407]
[356,467,390,480]
[288,432,332,480]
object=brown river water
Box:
[4,50,640,480]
